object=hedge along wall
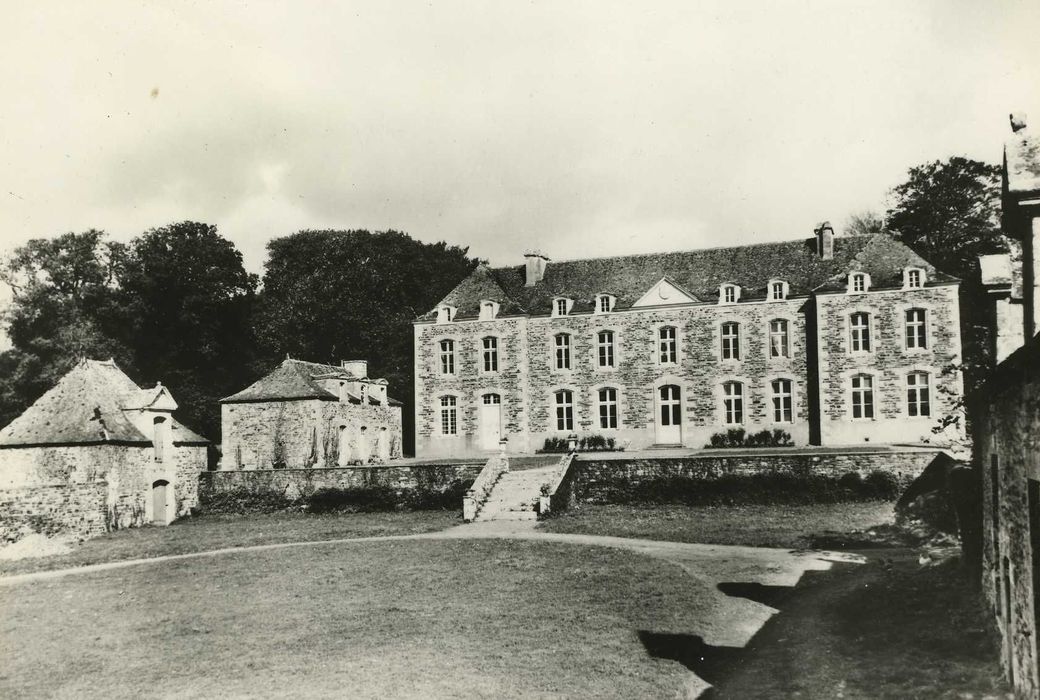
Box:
[571,449,943,505]
[198,462,485,513]
[0,482,109,540]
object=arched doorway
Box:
[480,393,502,450]
[151,480,170,524]
[655,385,682,445]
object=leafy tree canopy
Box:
[885,157,1006,278]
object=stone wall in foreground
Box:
[0,482,109,541]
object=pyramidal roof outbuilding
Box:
[220,358,403,406]
[0,359,208,448]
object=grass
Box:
[705,553,1007,698]
[0,510,459,577]
[537,501,897,549]
[0,539,714,699]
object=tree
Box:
[885,157,1006,278]
[0,231,132,426]
[113,222,259,438]
[843,210,887,237]
[256,230,478,453]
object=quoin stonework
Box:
[220,358,403,470]
[0,359,208,537]
[977,113,1040,699]
[413,228,965,458]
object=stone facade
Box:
[0,482,109,540]
[415,234,964,458]
[220,358,404,470]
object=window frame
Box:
[553,332,572,371]
[904,307,929,351]
[848,311,873,354]
[552,297,573,317]
[436,305,456,324]
[438,395,459,436]
[480,335,499,373]
[438,338,457,375]
[850,373,876,420]
[722,380,744,425]
[848,272,870,294]
[596,329,616,369]
[719,284,740,305]
[769,279,789,301]
[770,377,794,424]
[905,371,931,418]
[595,294,615,314]
[903,267,926,289]
[478,300,499,321]
[595,386,619,430]
[720,321,741,361]
[768,318,790,359]
[658,325,679,365]
[553,389,575,432]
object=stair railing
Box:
[538,452,577,517]
[463,453,509,522]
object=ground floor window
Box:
[722,381,743,424]
[906,371,930,417]
[597,387,618,429]
[771,378,793,423]
[439,396,457,435]
[555,390,574,431]
[851,374,874,419]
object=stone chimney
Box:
[1003,112,1040,342]
[525,251,549,287]
[814,221,835,260]
[340,360,368,379]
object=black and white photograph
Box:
[0,1,1038,697]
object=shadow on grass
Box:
[639,553,1004,699]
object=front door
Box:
[656,385,682,445]
[480,393,502,450]
[151,480,169,524]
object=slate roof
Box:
[424,234,955,319]
[0,359,209,447]
[221,359,403,406]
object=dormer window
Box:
[552,297,573,317]
[848,273,870,294]
[769,280,788,301]
[719,284,740,305]
[595,294,615,314]
[904,268,925,289]
[479,300,500,321]
[437,305,457,323]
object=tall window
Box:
[554,333,571,370]
[906,372,931,417]
[439,339,455,374]
[722,382,744,424]
[851,374,874,419]
[851,273,867,293]
[769,319,789,358]
[597,387,618,429]
[905,309,927,349]
[771,379,793,423]
[481,336,499,372]
[597,330,615,368]
[659,326,677,364]
[721,322,740,360]
[439,396,457,435]
[153,417,166,462]
[554,390,574,431]
[850,312,871,353]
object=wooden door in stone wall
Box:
[151,480,169,524]
[656,385,682,445]
[480,393,502,451]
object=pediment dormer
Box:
[633,277,699,308]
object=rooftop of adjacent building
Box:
[220,358,402,406]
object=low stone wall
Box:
[0,482,109,540]
[198,462,484,512]
[572,449,941,503]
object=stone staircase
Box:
[474,465,556,522]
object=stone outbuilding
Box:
[219,358,403,469]
[0,359,208,534]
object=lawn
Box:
[537,501,897,549]
[0,539,714,699]
[0,509,460,577]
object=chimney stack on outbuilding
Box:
[340,360,368,379]
[524,251,549,287]
[1010,113,1028,133]
[815,221,835,260]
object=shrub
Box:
[198,488,298,515]
[704,428,793,449]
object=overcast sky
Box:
[1,0,1038,285]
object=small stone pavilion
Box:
[0,359,208,532]
[220,358,403,469]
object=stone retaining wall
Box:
[199,462,484,511]
[0,482,109,540]
[573,449,941,502]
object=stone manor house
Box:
[414,227,964,458]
